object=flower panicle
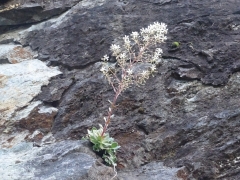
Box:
[100,21,167,89]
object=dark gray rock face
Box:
[17,0,240,86]
[1,0,240,179]
[0,0,81,25]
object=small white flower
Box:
[119,53,126,59]
[131,31,139,40]
[141,70,148,77]
[110,44,120,54]
[150,64,157,72]
[143,35,149,42]
[102,54,109,61]
[123,35,130,42]
[140,28,146,35]
[155,48,163,54]
[154,48,163,57]
[154,34,161,41]
[123,35,131,47]
[100,66,107,72]
[127,69,133,75]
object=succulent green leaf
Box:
[111,142,120,149]
[84,126,120,166]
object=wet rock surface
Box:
[1,0,240,179]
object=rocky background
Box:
[0,0,240,179]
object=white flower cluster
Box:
[140,22,168,44]
[100,22,167,91]
[110,44,121,56]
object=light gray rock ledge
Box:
[0,59,61,121]
[0,140,115,180]
[0,140,90,180]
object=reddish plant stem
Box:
[101,44,151,137]
[101,86,122,137]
